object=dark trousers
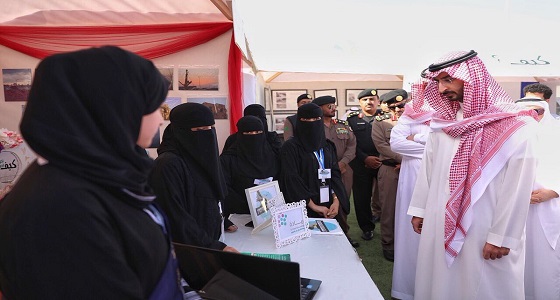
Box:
[350,163,378,233]
[378,165,399,251]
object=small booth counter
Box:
[225,214,384,300]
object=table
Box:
[224,214,384,300]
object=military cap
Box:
[297,93,313,103]
[312,95,336,106]
[357,89,378,100]
[380,89,408,104]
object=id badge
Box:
[318,168,331,181]
[320,185,330,203]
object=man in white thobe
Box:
[516,91,560,300]
[407,50,539,300]
[390,81,433,300]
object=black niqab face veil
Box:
[159,103,227,199]
[235,116,277,178]
[295,103,326,152]
[20,46,168,194]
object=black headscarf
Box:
[20,46,168,195]
[243,104,269,133]
[234,116,278,178]
[294,103,326,152]
[158,103,227,199]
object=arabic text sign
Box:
[0,151,21,183]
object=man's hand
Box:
[482,243,509,260]
[364,156,382,169]
[406,134,415,141]
[530,188,559,204]
[411,216,423,234]
[338,161,347,174]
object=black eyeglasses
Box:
[389,103,406,109]
[388,100,409,109]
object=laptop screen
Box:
[173,242,302,300]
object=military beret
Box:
[357,89,378,100]
[380,89,408,104]
[312,95,336,106]
[297,93,313,103]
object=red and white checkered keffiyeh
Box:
[400,79,434,126]
[423,51,537,266]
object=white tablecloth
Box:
[224,214,384,300]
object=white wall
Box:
[0,31,233,158]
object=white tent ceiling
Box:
[0,0,230,24]
[1,0,559,83]
[233,0,560,82]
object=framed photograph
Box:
[148,128,161,149]
[345,89,365,106]
[178,67,219,91]
[3,69,32,102]
[270,200,311,248]
[160,96,182,120]
[245,181,282,231]
[314,89,338,102]
[156,66,174,90]
[266,112,295,133]
[271,90,307,111]
[377,89,394,99]
[274,112,295,133]
[187,96,228,119]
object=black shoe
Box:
[361,230,374,241]
[371,215,380,223]
[348,238,360,248]
[383,249,394,262]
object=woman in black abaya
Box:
[220,115,280,231]
[0,46,183,299]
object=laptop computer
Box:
[173,242,321,300]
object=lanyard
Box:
[313,148,325,170]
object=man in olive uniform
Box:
[283,93,313,140]
[371,89,408,261]
[312,95,359,247]
[347,89,383,241]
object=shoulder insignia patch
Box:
[334,119,349,126]
[375,114,391,122]
[347,111,360,118]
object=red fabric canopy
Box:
[0,22,243,133]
